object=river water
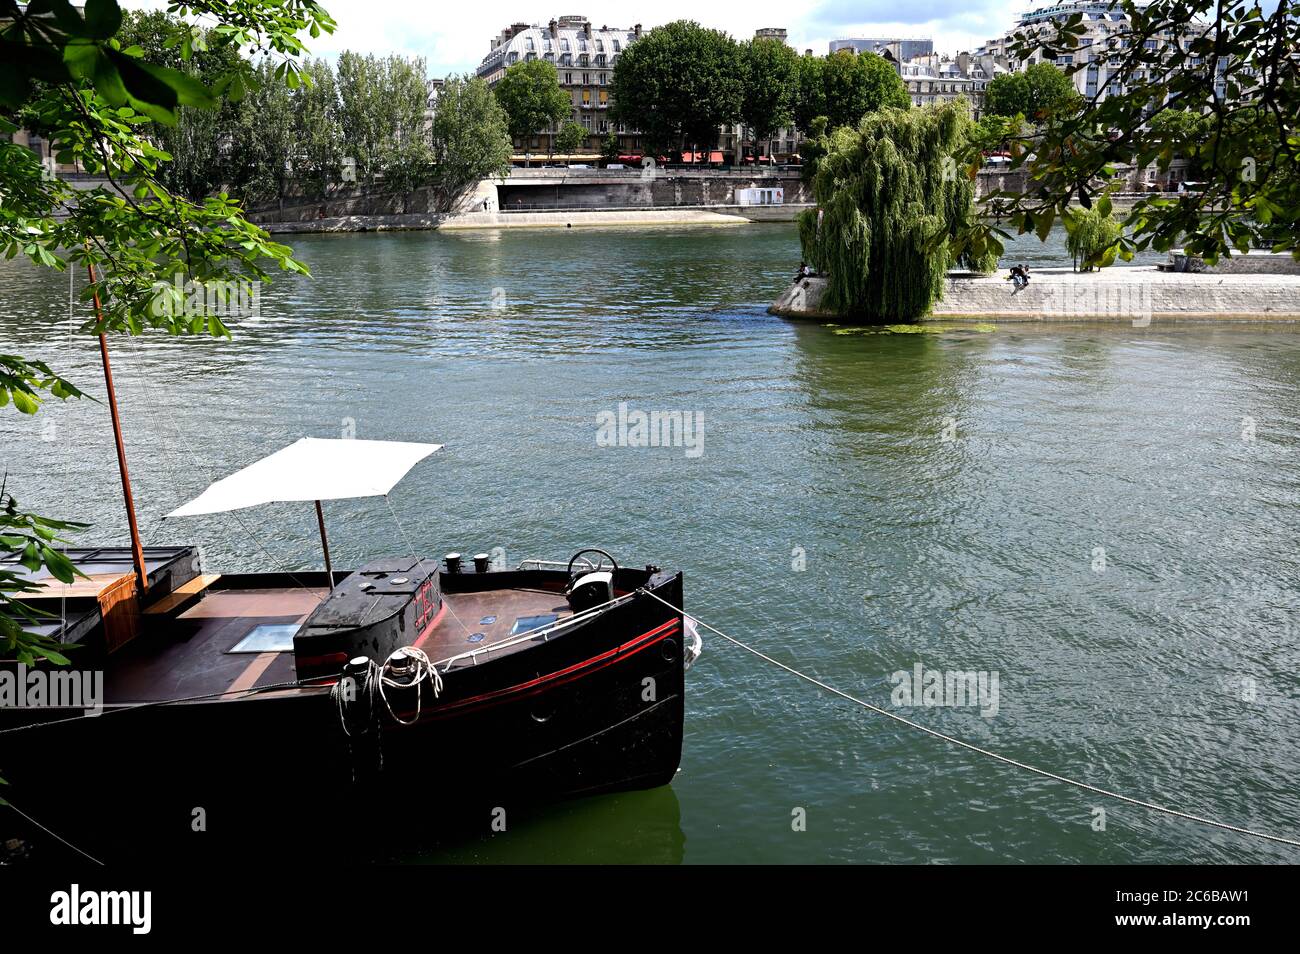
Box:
[2,224,1298,863]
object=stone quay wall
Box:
[770,264,1300,323]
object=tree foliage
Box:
[794,49,910,134]
[1065,195,1123,270]
[427,74,511,211]
[740,35,799,150]
[0,479,88,667]
[966,0,1300,263]
[600,129,620,163]
[609,19,743,154]
[227,56,297,206]
[821,49,911,131]
[113,8,243,200]
[799,102,996,320]
[494,58,570,144]
[291,56,345,197]
[554,120,587,156]
[336,51,432,194]
[794,53,826,134]
[983,62,1081,120]
[0,0,329,665]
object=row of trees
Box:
[488,20,910,162]
[113,10,511,211]
[610,22,909,158]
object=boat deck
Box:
[104,585,573,704]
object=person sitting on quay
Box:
[1008,264,1030,290]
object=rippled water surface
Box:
[2,224,1298,863]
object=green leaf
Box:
[1035,210,1055,242]
[135,60,217,110]
[84,0,123,40]
[11,391,38,414]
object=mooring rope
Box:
[4,798,104,865]
[637,588,1300,850]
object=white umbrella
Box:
[166,437,441,587]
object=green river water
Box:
[2,223,1298,863]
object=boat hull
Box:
[0,573,686,861]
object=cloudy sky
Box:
[122,0,1028,75]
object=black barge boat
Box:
[0,544,697,861]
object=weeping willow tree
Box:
[1064,196,1123,272]
[798,102,997,321]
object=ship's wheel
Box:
[566,548,619,583]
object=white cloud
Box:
[121,1,1030,76]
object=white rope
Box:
[377,646,442,725]
[5,798,104,865]
[638,588,1300,850]
[334,647,444,734]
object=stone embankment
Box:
[259,206,800,233]
[770,256,1300,323]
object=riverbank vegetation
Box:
[798,103,997,320]
[111,11,509,212]
[1065,199,1124,271]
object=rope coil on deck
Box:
[637,588,1300,850]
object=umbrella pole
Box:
[315,499,334,590]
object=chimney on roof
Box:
[549,19,557,36]
[584,21,591,38]
[634,23,642,38]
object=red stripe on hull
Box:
[413,616,682,722]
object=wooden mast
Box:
[86,260,148,596]
[315,499,334,590]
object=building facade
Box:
[894,52,1000,119]
[476,16,643,158]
